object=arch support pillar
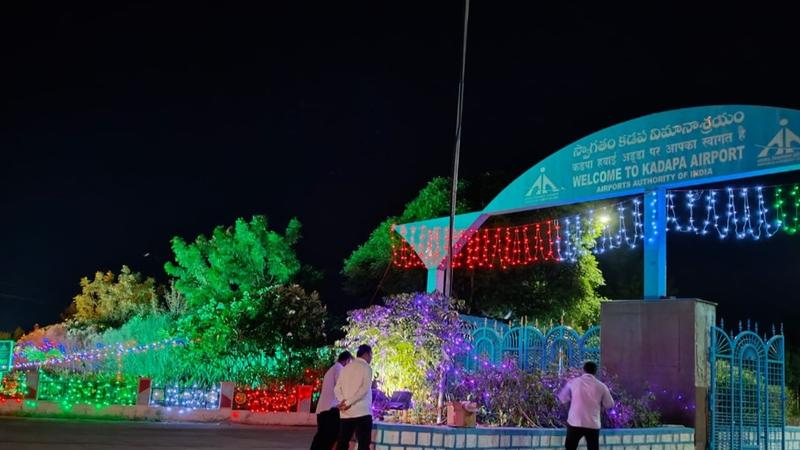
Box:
[426,267,444,293]
[644,188,667,299]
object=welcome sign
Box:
[395,105,800,290]
[0,340,12,375]
[485,105,800,213]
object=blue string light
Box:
[150,384,221,411]
[667,186,782,240]
[562,183,791,261]
[648,191,658,244]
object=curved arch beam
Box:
[398,105,800,296]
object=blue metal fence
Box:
[710,321,785,450]
[461,315,600,373]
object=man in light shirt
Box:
[310,351,352,450]
[334,344,373,450]
[557,361,615,450]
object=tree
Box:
[0,330,10,340]
[164,216,325,381]
[343,175,606,327]
[342,177,469,297]
[161,280,187,317]
[339,292,470,404]
[165,216,301,311]
[453,243,604,329]
[238,285,327,350]
[786,348,800,422]
[64,266,158,330]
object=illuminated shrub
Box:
[450,363,661,428]
[340,292,471,405]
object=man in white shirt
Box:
[334,344,373,450]
[557,361,615,450]
[310,351,352,450]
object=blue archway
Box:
[394,105,800,297]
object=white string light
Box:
[668,187,783,240]
[13,338,188,369]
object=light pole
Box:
[444,0,470,299]
[439,0,470,424]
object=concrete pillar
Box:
[23,370,39,400]
[136,378,151,406]
[601,298,715,450]
[644,188,667,299]
[296,385,312,412]
[219,381,235,409]
[426,267,444,293]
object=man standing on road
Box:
[310,351,353,450]
[557,361,615,450]
[334,344,373,450]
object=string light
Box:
[775,185,800,234]
[150,384,221,410]
[232,367,321,413]
[234,379,322,412]
[392,183,800,271]
[392,198,646,269]
[37,372,137,409]
[648,191,658,243]
[453,219,561,269]
[13,338,187,370]
[669,186,783,239]
[620,199,643,248]
[0,372,27,403]
[235,386,300,412]
[390,228,426,269]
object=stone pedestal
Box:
[136,378,151,406]
[219,381,235,409]
[600,298,715,450]
[23,370,39,400]
[296,385,313,412]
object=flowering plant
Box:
[340,292,471,405]
[450,362,660,428]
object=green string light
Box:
[38,372,137,410]
[775,184,800,235]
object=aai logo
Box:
[525,167,560,201]
[757,118,800,166]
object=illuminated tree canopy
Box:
[342,176,605,327]
[64,265,158,330]
[164,216,328,383]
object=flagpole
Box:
[444,0,470,299]
[438,0,470,425]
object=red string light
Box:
[392,218,561,270]
[235,385,300,412]
[0,374,25,404]
[391,230,425,269]
[233,368,323,413]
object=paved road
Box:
[0,417,316,450]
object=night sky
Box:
[2,3,800,340]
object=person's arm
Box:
[601,385,615,409]
[557,379,572,404]
[334,369,346,403]
[346,364,371,406]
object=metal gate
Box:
[709,322,785,450]
[462,316,600,374]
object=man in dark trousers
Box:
[558,361,615,450]
[310,351,352,450]
[334,344,373,450]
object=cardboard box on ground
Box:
[447,401,478,428]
